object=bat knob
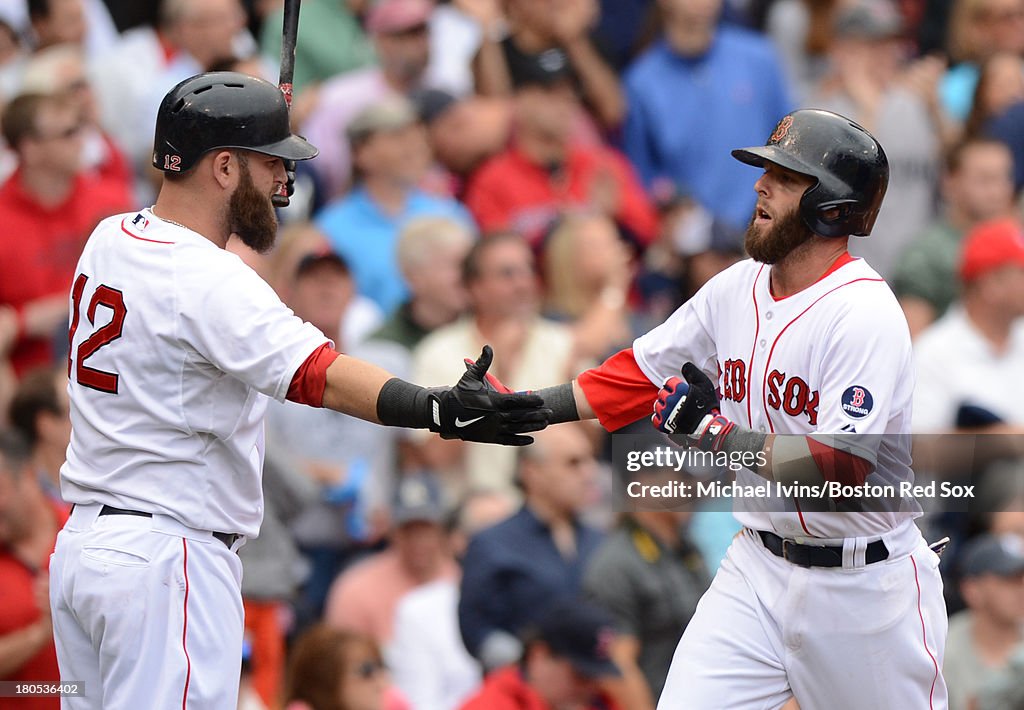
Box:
[272,159,296,209]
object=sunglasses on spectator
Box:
[975,6,1024,21]
[392,23,429,37]
[485,263,534,279]
[34,123,82,141]
[64,78,90,93]
[353,660,386,679]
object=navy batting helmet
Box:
[731,109,888,237]
[152,72,318,174]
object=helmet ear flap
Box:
[798,181,827,236]
[799,182,861,238]
[817,200,855,226]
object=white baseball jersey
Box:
[633,256,919,540]
[61,209,328,537]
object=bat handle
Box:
[273,84,294,207]
[276,0,301,207]
[928,536,951,557]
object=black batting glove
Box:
[429,346,551,446]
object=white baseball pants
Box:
[49,503,245,709]
[657,521,948,710]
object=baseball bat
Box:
[272,0,301,208]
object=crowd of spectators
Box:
[1,0,1024,708]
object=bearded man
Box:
[520,109,947,710]
[47,72,549,710]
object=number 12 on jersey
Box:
[68,273,127,394]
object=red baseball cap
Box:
[366,0,433,35]
[959,217,1024,282]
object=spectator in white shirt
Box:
[388,490,516,710]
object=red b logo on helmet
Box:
[770,116,794,143]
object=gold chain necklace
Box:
[149,207,188,230]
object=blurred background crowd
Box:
[1,0,1024,708]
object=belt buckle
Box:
[782,538,793,561]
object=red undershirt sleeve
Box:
[577,348,661,431]
[286,342,340,407]
[806,437,874,487]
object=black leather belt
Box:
[99,505,240,550]
[757,529,888,568]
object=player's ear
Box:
[210,150,235,190]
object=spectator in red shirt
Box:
[411,88,512,200]
[0,430,69,710]
[464,57,658,249]
[459,598,624,710]
[0,92,131,375]
[21,43,134,196]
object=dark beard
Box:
[744,207,815,264]
[229,157,278,254]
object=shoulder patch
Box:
[840,386,873,419]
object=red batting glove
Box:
[653,365,737,451]
[652,377,690,434]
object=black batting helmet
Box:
[152,72,318,174]
[731,109,888,237]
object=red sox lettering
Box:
[721,358,819,425]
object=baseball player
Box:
[527,109,947,709]
[48,72,549,710]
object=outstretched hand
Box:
[430,346,551,445]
